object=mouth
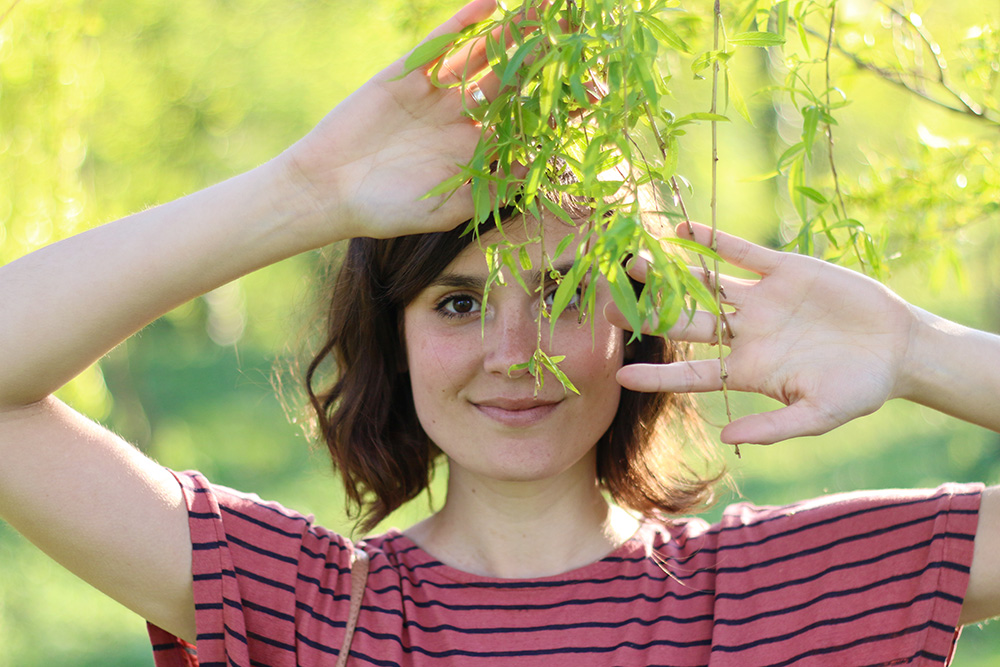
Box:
[472,398,561,427]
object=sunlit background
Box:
[1,0,998,663]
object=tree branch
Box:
[796,18,999,127]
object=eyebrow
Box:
[427,260,578,291]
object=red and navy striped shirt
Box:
[149,471,980,666]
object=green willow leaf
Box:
[777,142,805,172]
[539,59,565,121]
[691,49,733,75]
[542,353,580,395]
[788,158,809,223]
[676,112,731,124]
[401,32,461,77]
[552,231,576,260]
[658,236,725,261]
[643,15,691,53]
[796,185,828,205]
[518,245,533,270]
[726,72,753,125]
[549,261,583,322]
[606,263,642,336]
[775,1,789,37]
[729,31,786,47]
[501,33,545,86]
[802,105,821,156]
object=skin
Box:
[0,0,503,643]
[0,0,998,653]
[610,222,1000,625]
[402,218,639,578]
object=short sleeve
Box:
[706,483,982,666]
[147,470,357,667]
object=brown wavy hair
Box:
[306,215,722,533]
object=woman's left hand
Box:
[610,222,919,446]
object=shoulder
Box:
[714,482,982,542]
[171,469,362,577]
[646,483,982,564]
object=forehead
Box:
[447,214,583,274]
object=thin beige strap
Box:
[334,547,370,667]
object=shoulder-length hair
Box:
[306,216,722,533]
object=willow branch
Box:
[823,1,866,269]
[711,0,737,457]
[797,20,999,126]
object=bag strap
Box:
[334,547,370,667]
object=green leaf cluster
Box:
[409,0,999,389]
[410,0,784,388]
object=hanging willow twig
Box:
[823,0,866,271]
[793,17,999,126]
[707,0,738,457]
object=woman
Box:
[0,0,997,664]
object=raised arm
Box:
[0,0,498,643]
[612,221,1000,625]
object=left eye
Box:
[544,285,581,312]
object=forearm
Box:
[0,157,331,408]
[897,305,1000,433]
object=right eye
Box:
[435,294,482,318]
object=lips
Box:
[472,398,562,427]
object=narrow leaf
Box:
[643,15,691,52]
[677,112,731,123]
[777,142,805,172]
[795,185,828,204]
[402,32,461,76]
[606,265,642,335]
[801,105,820,156]
[729,31,786,47]
[726,72,753,125]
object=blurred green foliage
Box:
[0,0,997,664]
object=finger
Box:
[604,301,724,344]
[677,221,783,277]
[411,0,498,87]
[666,311,730,344]
[465,80,491,109]
[440,4,540,89]
[428,181,476,231]
[720,401,843,446]
[438,24,501,86]
[423,0,497,47]
[617,360,725,394]
[624,254,651,283]
[686,267,755,308]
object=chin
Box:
[452,442,598,485]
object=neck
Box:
[405,455,641,578]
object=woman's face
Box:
[402,217,625,485]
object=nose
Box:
[482,303,540,378]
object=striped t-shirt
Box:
[148,471,981,666]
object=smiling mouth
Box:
[473,401,561,427]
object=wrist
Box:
[264,148,356,250]
[894,305,968,408]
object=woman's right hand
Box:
[278,0,501,243]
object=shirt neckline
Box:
[369,521,661,585]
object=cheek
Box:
[553,322,626,404]
[404,322,477,400]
